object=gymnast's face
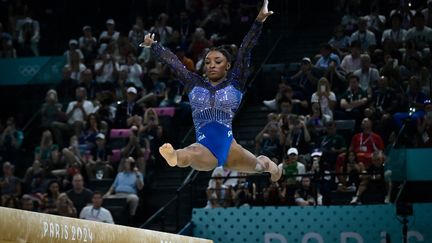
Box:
[204,51,231,83]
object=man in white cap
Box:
[114,86,143,128]
[86,133,114,179]
[64,39,84,64]
[278,147,305,185]
[99,19,120,43]
[79,25,97,64]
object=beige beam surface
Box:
[0,207,213,243]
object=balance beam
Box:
[0,207,212,243]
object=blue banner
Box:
[192,204,431,243]
[387,148,432,181]
[0,56,65,85]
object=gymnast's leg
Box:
[159,143,218,171]
[224,140,281,182]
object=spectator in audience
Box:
[78,113,101,152]
[64,39,84,64]
[123,54,143,89]
[175,46,196,72]
[340,2,359,33]
[95,51,120,90]
[129,23,147,51]
[41,89,63,129]
[364,3,386,34]
[65,50,86,81]
[290,57,320,98]
[381,13,407,48]
[52,87,95,147]
[86,133,113,179]
[353,54,380,96]
[150,13,173,47]
[294,176,321,206]
[405,12,432,55]
[0,162,21,206]
[34,130,60,170]
[66,173,93,214]
[416,100,432,147]
[263,81,308,113]
[368,75,398,120]
[255,122,282,161]
[278,148,306,185]
[350,151,389,204]
[114,86,143,128]
[206,166,239,208]
[0,117,23,163]
[80,191,114,224]
[104,157,144,223]
[139,108,163,155]
[56,193,77,217]
[390,2,416,30]
[17,17,40,56]
[42,180,61,214]
[349,118,384,167]
[339,74,369,123]
[79,25,98,65]
[315,43,341,70]
[0,23,16,58]
[311,77,337,122]
[119,126,148,174]
[78,69,97,100]
[337,151,364,192]
[99,19,120,43]
[188,27,212,62]
[23,160,44,190]
[340,41,362,74]
[328,25,351,53]
[21,194,38,212]
[57,66,79,104]
[324,57,348,96]
[422,0,432,27]
[319,120,347,168]
[282,115,311,155]
[350,17,376,52]
[58,136,85,178]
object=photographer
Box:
[119,126,148,175]
[104,157,143,223]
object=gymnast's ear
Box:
[226,63,231,71]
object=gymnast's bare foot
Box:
[159,143,178,167]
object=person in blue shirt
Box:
[141,0,281,181]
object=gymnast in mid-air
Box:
[141,0,281,181]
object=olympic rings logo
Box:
[18,65,40,76]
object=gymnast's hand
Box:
[256,0,274,23]
[140,33,157,48]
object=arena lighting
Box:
[0,207,212,243]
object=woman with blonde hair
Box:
[310,77,337,122]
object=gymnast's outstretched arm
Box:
[141,34,201,86]
[231,0,274,90]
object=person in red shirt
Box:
[349,118,384,167]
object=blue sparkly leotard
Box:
[150,20,263,166]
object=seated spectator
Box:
[41,89,63,129]
[23,160,45,190]
[350,151,390,204]
[56,193,78,217]
[174,46,195,72]
[353,54,379,96]
[263,81,308,114]
[119,126,148,174]
[381,13,407,48]
[422,0,432,27]
[34,130,60,170]
[294,176,322,206]
[311,77,337,122]
[188,27,211,62]
[114,87,143,128]
[289,57,320,98]
[17,17,40,56]
[64,39,84,64]
[66,174,93,214]
[393,77,429,129]
[123,54,143,89]
[78,113,101,152]
[99,19,120,43]
[104,157,144,223]
[350,17,377,52]
[337,151,364,192]
[78,69,97,100]
[328,25,351,53]
[95,52,120,90]
[79,26,98,65]
[363,3,386,34]
[405,12,432,56]
[85,133,114,179]
[57,66,79,104]
[368,76,399,118]
[42,180,61,214]
[416,101,432,147]
[340,41,362,74]
[150,13,173,47]
[389,3,416,30]
[65,50,87,84]
[21,194,38,212]
[80,191,114,223]
[52,87,95,147]
[319,121,347,168]
[340,2,359,33]
[282,115,311,155]
[338,74,369,123]
[206,166,239,208]
[129,18,147,50]
[0,23,16,58]
[0,117,23,163]
[305,103,325,144]
[323,57,348,96]
[278,148,305,185]
[349,118,384,167]
[255,122,282,161]
[139,108,163,154]
[0,162,21,206]
[315,43,341,70]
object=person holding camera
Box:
[119,126,149,175]
[104,157,144,223]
